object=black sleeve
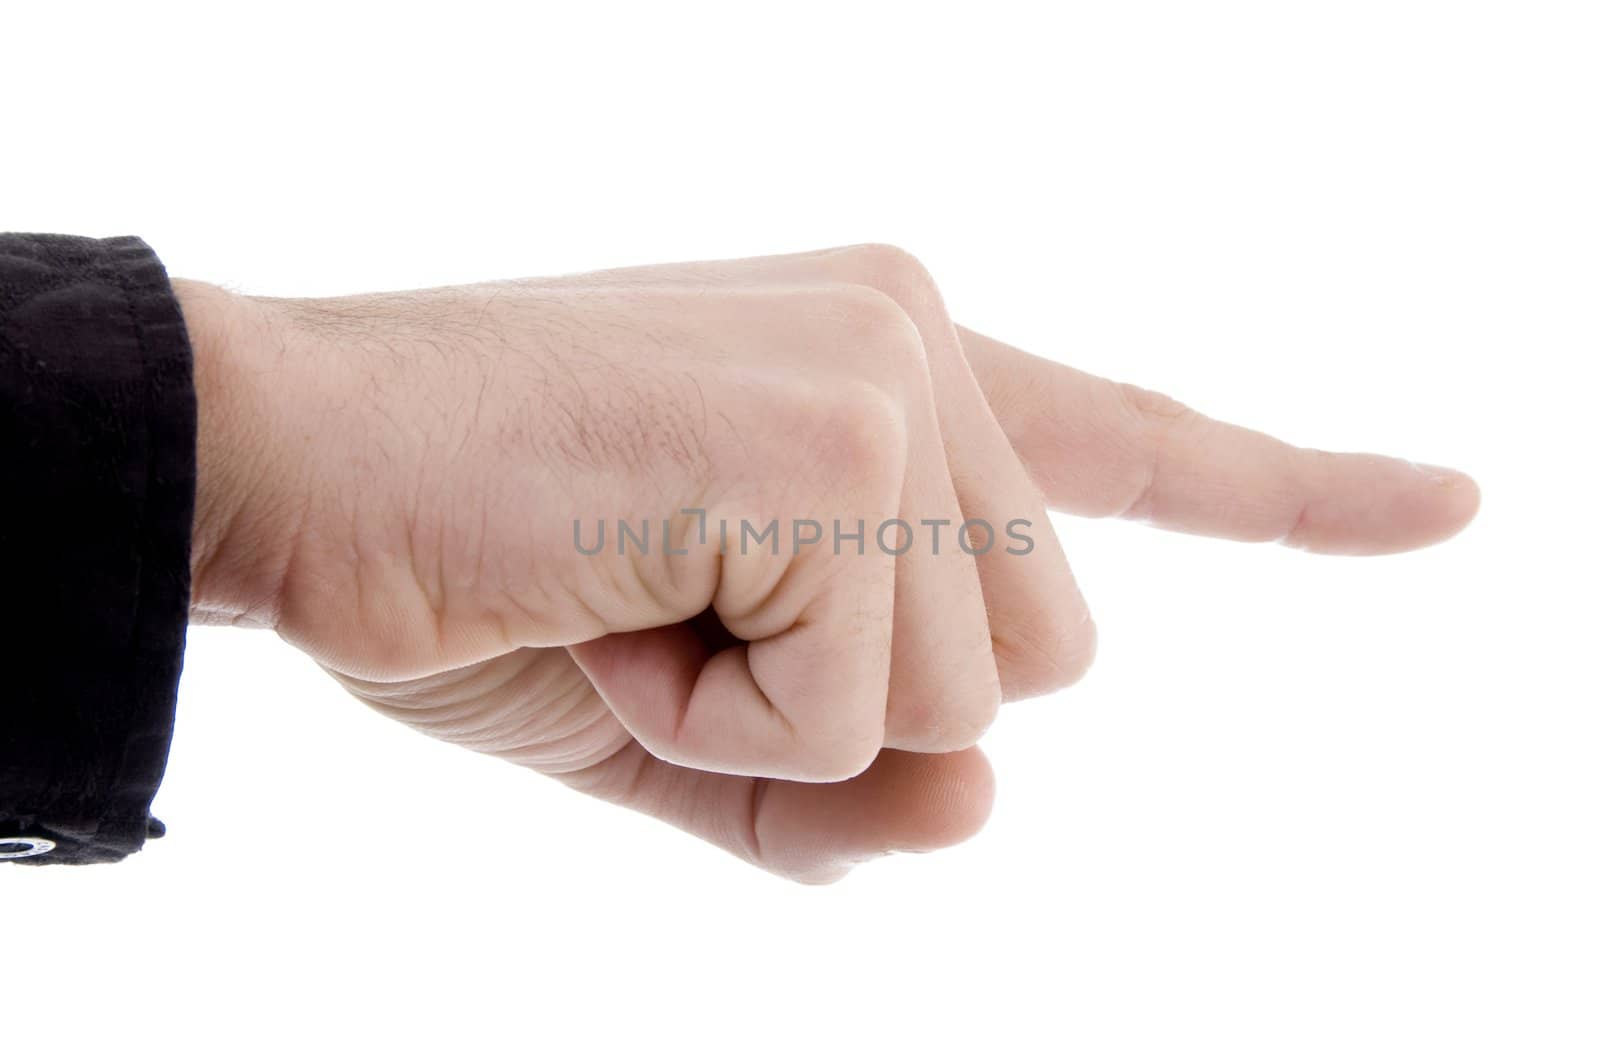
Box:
[0,234,196,865]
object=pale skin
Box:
[175,244,1479,883]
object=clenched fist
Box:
[176,245,1478,882]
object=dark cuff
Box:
[0,234,196,864]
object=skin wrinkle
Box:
[429,676,585,751]
[624,511,675,629]
[337,651,525,710]
[659,494,718,617]
[742,645,803,747]
[1277,494,1316,550]
[745,777,770,867]
[564,739,656,811]
[516,678,619,746]
[261,493,312,631]
[348,649,623,770]
[1105,381,1188,524]
[503,719,633,775]
[538,721,636,776]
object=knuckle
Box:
[824,282,923,346]
[821,377,908,473]
[1113,379,1193,426]
[829,243,942,312]
[1101,379,1196,520]
[969,668,1005,732]
[932,695,1002,751]
[894,661,1003,752]
[820,283,930,390]
[721,376,904,509]
[994,611,1098,699]
[941,666,1004,744]
[796,725,883,783]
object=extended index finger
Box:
[958,326,1479,555]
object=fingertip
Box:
[1286,454,1482,556]
[756,747,997,881]
[936,746,999,849]
[1413,463,1481,543]
[1363,460,1481,554]
[879,746,997,854]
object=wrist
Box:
[173,279,302,626]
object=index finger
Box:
[958,327,1479,555]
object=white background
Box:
[3,2,1595,1061]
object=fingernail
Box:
[1414,462,1468,487]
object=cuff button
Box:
[0,837,56,860]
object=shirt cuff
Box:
[0,234,196,865]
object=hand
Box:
[176,245,1478,882]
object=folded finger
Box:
[558,741,996,884]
